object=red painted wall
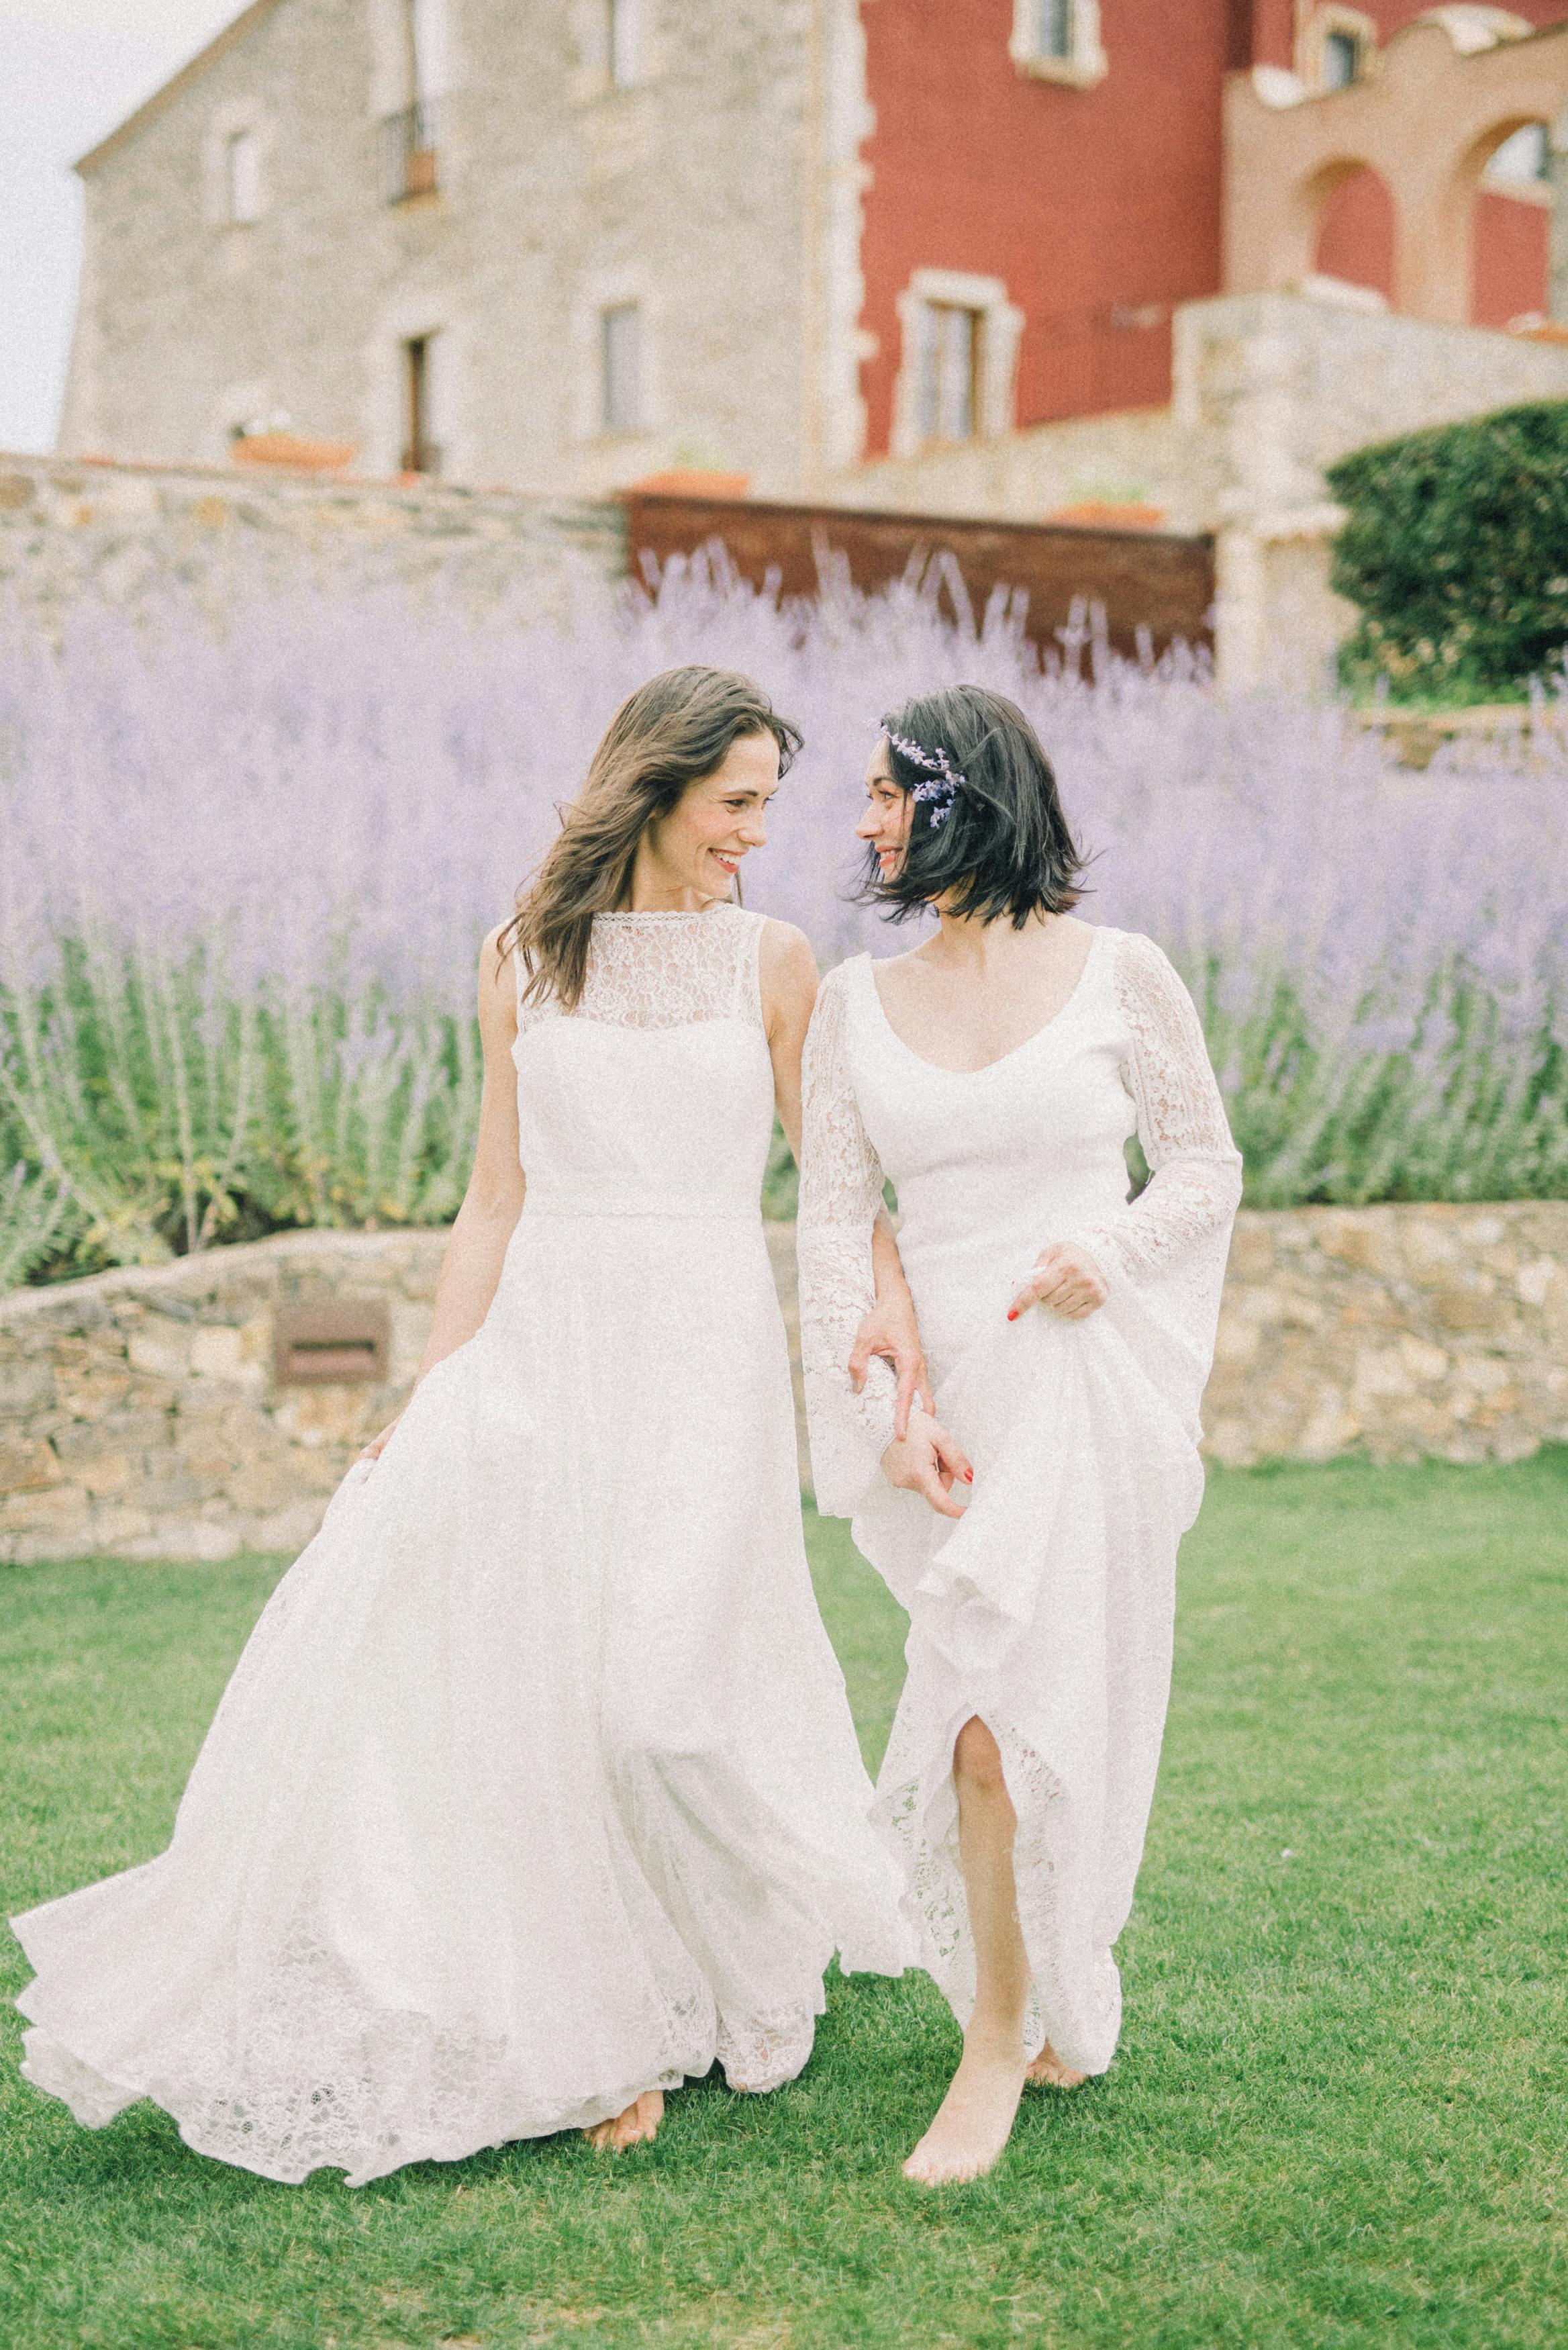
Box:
[1313,167,1396,300]
[855,1,1568,461]
[856,0,1232,457]
[1471,189,1553,328]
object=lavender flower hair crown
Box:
[884,730,968,827]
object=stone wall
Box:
[3,1203,1565,1566]
[0,453,626,634]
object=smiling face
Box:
[642,729,781,902]
[856,735,914,882]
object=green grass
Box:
[3,1456,1566,2349]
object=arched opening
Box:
[1310,163,1397,303]
[1470,119,1551,328]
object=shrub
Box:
[1326,401,1568,704]
[1,561,1565,1287]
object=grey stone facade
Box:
[62,0,869,500]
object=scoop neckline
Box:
[863,923,1107,1078]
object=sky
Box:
[1,0,242,453]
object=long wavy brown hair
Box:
[498,665,803,1011]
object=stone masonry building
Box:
[62,1,1568,508]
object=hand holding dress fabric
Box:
[1006,1243,1108,1323]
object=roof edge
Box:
[75,0,289,175]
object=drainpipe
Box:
[1551,100,1568,324]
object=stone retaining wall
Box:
[3,1203,1565,1565]
[0,454,626,634]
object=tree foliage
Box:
[1327,400,1568,704]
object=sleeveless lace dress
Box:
[797,927,1242,2077]
[12,904,908,2184]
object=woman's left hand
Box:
[849,1288,935,1440]
[1007,1243,1108,1323]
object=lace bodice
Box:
[510,902,775,1224]
[797,925,1242,1514]
[516,904,766,1035]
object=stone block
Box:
[1517,1258,1560,1310]
[1398,1335,1450,1385]
[273,1388,379,1448]
[1298,1391,1362,1461]
[1212,1315,1262,1366]
[52,1370,133,1420]
[0,1440,62,1494]
[128,1328,193,1380]
[0,1362,54,1413]
[189,1325,262,1383]
[2,1482,91,1532]
[1431,1286,1500,1334]
[81,1453,135,1496]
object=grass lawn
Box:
[2,1455,1565,2350]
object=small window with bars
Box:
[402,334,442,475]
[225,129,262,224]
[918,303,982,444]
[602,303,642,432]
[609,0,640,88]
[1034,0,1073,58]
[1321,29,1361,88]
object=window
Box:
[601,304,642,432]
[609,0,640,89]
[1486,122,1550,185]
[382,0,443,201]
[1010,0,1106,86]
[918,304,981,444]
[224,130,262,223]
[1035,0,1073,58]
[1322,29,1360,88]
[402,335,441,474]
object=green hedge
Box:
[1326,400,1568,704]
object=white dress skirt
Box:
[12,905,909,2185]
[796,926,1241,2077]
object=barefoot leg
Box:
[585,2089,665,2152]
[1025,2044,1087,2090]
[903,1719,1030,2186]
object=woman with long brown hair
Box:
[13,666,919,2182]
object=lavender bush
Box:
[2,558,1565,1285]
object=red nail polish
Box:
[1006,1309,1018,1321]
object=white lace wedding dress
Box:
[797,926,1241,2078]
[13,904,908,2184]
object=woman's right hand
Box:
[881,1410,973,1520]
[358,1416,401,1463]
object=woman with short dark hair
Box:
[799,684,1241,2185]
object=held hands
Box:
[881,1408,975,1521]
[848,1288,934,1443]
[1007,1241,1108,1325]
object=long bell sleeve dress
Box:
[796,925,1242,2077]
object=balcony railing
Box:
[381,100,439,204]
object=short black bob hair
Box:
[859,684,1087,927]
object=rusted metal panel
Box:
[620,491,1214,661]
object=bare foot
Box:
[584,2089,664,2152]
[1026,2042,1087,2090]
[902,2035,1026,2186]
